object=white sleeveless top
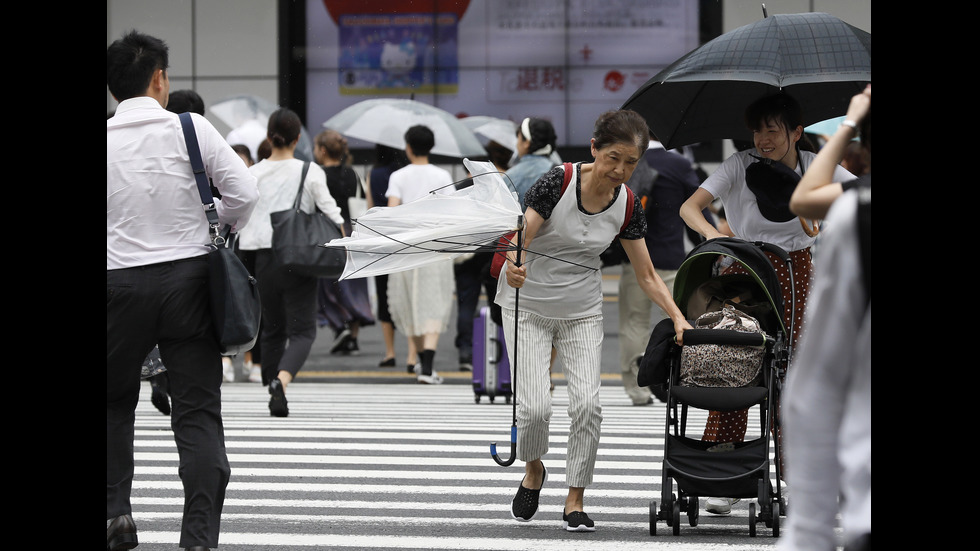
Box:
[495,163,628,319]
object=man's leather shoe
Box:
[150,372,171,415]
[106,514,138,550]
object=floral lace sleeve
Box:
[524,163,648,241]
[523,165,565,219]
[620,194,647,240]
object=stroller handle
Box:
[683,328,767,347]
[754,241,791,263]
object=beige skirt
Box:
[386,259,455,337]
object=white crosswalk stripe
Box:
[129,381,783,549]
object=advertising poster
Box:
[309,0,699,148]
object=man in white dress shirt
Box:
[107,30,258,551]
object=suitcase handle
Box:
[490,335,504,365]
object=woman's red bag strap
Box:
[490,163,634,278]
[490,163,575,279]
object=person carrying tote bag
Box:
[269,160,346,278]
[237,108,345,417]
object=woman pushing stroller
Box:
[679,92,855,515]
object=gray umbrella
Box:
[621,12,871,149]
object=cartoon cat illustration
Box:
[380,40,417,87]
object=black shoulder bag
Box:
[179,113,261,356]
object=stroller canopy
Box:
[672,237,787,338]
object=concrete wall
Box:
[107,0,279,134]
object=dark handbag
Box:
[179,113,261,356]
[269,162,346,278]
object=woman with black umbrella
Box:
[679,92,855,515]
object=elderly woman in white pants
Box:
[496,109,688,532]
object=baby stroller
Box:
[638,237,792,537]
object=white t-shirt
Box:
[385,163,454,205]
[701,149,854,252]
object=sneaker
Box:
[329,328,351,354]
[248,365,262,383]
[417,372,444,385]
[705,497,740,515]
[345,337,360,356]
[458,362,473,372]
[562,511,596,532]
[268,378,289,417]
[511,465,548,521]
[222,357,235,382]
[412,363,422,375]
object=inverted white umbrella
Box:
[323,158,524,465]
[323,99,487,158]
[323,159,521,280]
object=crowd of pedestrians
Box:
[109,28,868,551]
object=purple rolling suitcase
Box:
[472,306,512,404]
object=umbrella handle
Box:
[491,425,517,466]
[490,225,523,468]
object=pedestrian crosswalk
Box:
[130,381,783,550]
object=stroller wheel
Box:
[672,500,681,536]
[687,497,699,526]
[749,502,757,537]
[771,501,780,537]
[649,501,657,536]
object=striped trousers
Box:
[501,308,604,488]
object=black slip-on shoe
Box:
[562,510,596,532]
[511,465,548,521]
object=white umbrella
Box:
[209,94,315,162]
[323,99,486,158]
[322,159,521,280]
[461,116,517,151]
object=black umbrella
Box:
[621,11,871,150]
